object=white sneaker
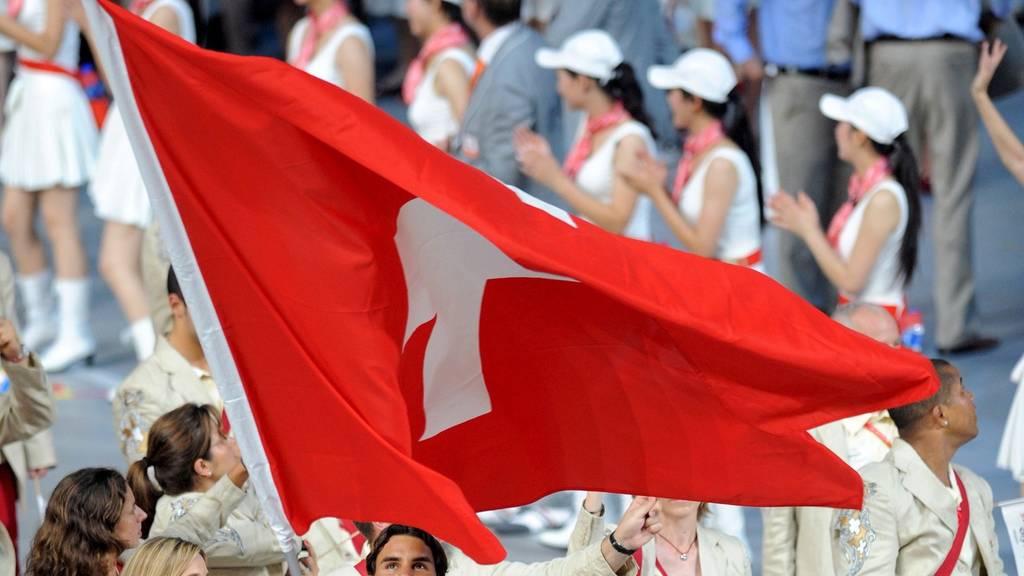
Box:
[537,521,575,550]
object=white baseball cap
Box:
[647,48,736,104]
[819,87,908,145]
[535,30,624,84]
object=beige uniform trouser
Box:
[869,40,980,348]
[767,73,850,312]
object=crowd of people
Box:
[0,0,1021,574]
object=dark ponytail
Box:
[600,63,657,140]
[871,134,921,284]
[128,404,222,538]
[440,0,479,45]
[702,90,764,224]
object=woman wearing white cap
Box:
[87,0,196,364]
[403,0,475,150]
[619,48,764,271]
[287,0,375,103]
[513,29,657,241]
[0,0,99,371]
[771,87,922,322]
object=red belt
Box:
[18,58,76,79]
[725,248,762,268]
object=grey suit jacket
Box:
[545,0,679,149]
[456,24,562,204]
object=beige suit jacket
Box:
[151,476,285,576]
[568,504,751,576]
[0,252,56,576]
[112,336,222,463]
[832,439,1004,576]
[762,422,848,576]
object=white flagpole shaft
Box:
[81,0,300,557]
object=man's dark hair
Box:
[167,266,185,305]
[889,359,956,432]
[478,0,521,27]
[367,525,448,576]
[353,521,375,541]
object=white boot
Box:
[41,278,96,372]
[16,272,57,350]
[129,317,155,361]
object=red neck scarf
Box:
[129,0,155,15]
[6,0,22,18]
[563,103,630,180]
[826,157,891,247]
[402,23,470,104]
[672,121,725,204]
[291,1,349,69]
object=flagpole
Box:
[81,0,303,561]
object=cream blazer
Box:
[832,439,1005,575]
[761,421,849,576]
[112,336,222,463]
[0,252,55,576]
[150,476,285,576]
[568,503,751,576]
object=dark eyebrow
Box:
[413,556,433,563]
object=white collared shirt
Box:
[476,23,517,65]
[947,466,980,574]
[840,410,898,470]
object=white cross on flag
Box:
[85,0,938,562]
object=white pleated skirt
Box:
[998,379,1024,482]
[90,103,151,228]
[0,68,97,191]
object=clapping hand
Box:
[619,148,668,196]
[769,190,820,238]
[973,40,1008,98]
[514,126,561,185]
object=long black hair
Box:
[870,135,921,284]
[688,89,764,223]
[569,62,657,140]
[439,0,478,45]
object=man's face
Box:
[374,535,437,576]
[941,366,979,442]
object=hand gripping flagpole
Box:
[81,2,303,573]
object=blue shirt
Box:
[714,0,839,68]
[856,0,1011,42]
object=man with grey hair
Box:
[761,303,899,575]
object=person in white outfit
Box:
[287,0,375,102]
[0,0,98,372]
[771,87,922,324]
[514,29,657,241]
[620,48,763,273]
[88,0,195,363]
[403,0,475,150]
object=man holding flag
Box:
[80,0,939,568]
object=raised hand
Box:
[972,40,1008,98]
[769,190,820,238]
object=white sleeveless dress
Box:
[0,0,96,190]
[407,47,475,148]
[678,146,762,270]
[574,120,655,241]
[836,178,908,310]
[286,19,375,88]
[89,0,196,228]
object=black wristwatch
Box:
[608,531,636,555]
